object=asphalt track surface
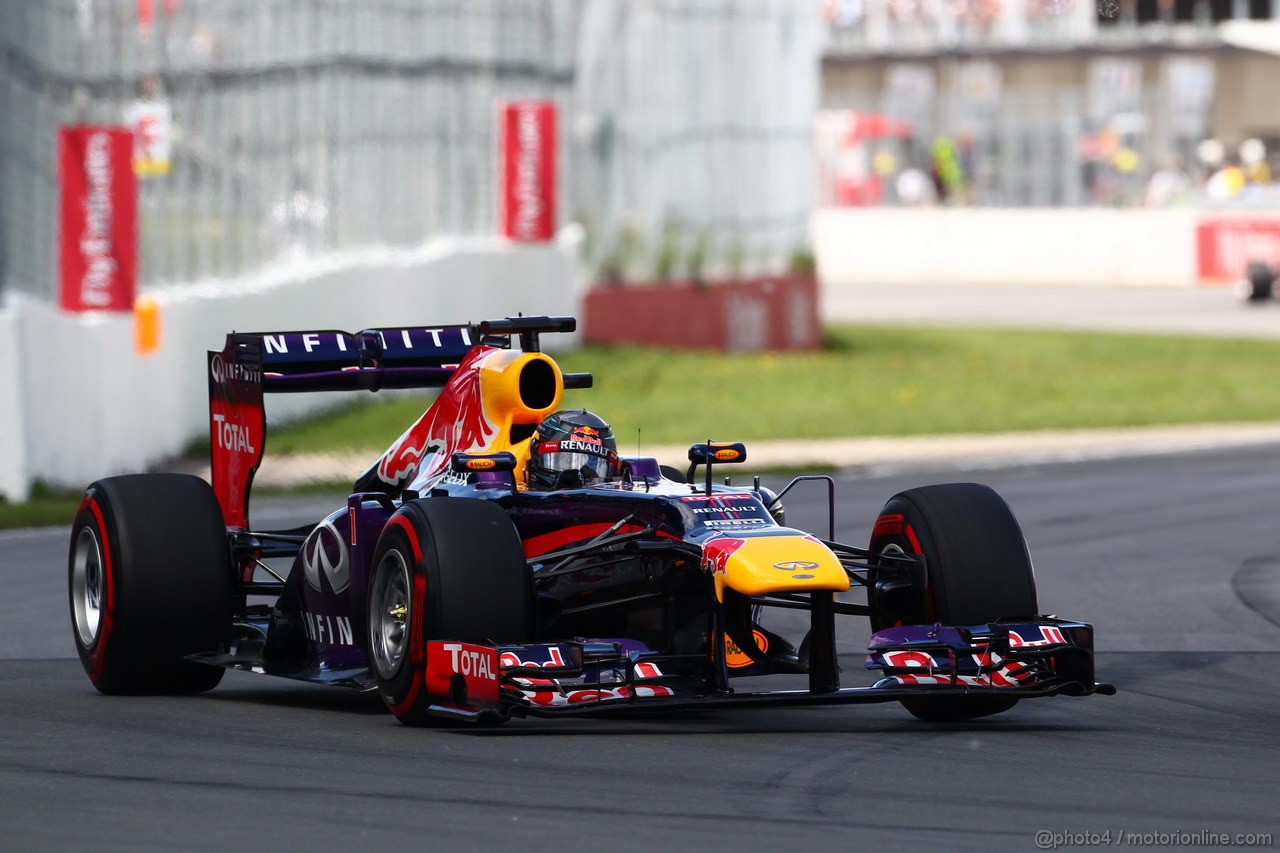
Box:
[3,447,1280,851]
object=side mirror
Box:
[686,442,748,492]
[450,451,517,474]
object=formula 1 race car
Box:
[68,316,1113,726]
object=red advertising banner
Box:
[499,101,557,242]
[59,126,137,312]
[1196,216,1280,283]
[136,0,180,35]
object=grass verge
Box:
[0,483,82,531]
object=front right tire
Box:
[869,482,1039,722]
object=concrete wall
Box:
[0,236,579,501]
[0,308,28,501]
[814,208,1206,287]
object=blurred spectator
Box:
[1030,0,1079,16]
[929,135,969,204]
[889,0,926,22]
[269,170,330,260]
[1144,157,1192,206]
[1205,158,1246,201]
[895,165,936,205]
[1240,138,1271,186]
[824,0,866,27]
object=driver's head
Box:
[526,409,618,490]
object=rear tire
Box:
[869,483,1038,721]
[1237,261,1275,303]
[367,498,533,726]
[69,474,234,695]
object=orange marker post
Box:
[134,294,161,356]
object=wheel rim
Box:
[370,549,412,680]
[71,527,104,647]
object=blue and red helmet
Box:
[527,410,618,490]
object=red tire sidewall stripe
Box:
[871,512,904,540]
[85,497,115,679]
[384,514,426,717]
[388,571,428,717]
[387,514,423,563]
[873,511,934,625]
[903,522,922,556]
[902,521,937,623]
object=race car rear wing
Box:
[207,316,586,528]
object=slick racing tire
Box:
[367,498,533,726]
[69,474,234,695]
[868,483,1038,722]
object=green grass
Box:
[0,483,82,531]
[7,323,1280,529]
[265,324,1280,452]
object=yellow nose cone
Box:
[705,533,850,601]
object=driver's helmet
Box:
[527,409,618,490]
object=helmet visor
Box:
[537,451,614,484]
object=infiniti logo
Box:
[303,520,350,594]
[773,560,819,572]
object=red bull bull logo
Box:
[701,536,747,576]
[570,427,602,446]
[376,348,500,489]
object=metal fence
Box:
[571,2,820,282]
[1,0,821,301]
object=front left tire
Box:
[367,497,533,726]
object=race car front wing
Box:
[418,617,1115,723]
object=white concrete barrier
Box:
[0,305,29,501]
[814,208,1203,288]
[5,236,579,498]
